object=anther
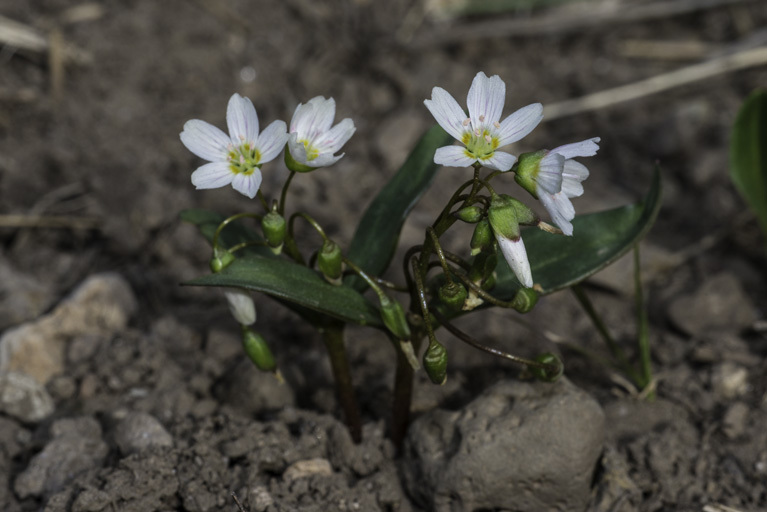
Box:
[479,115,485,122]
[474,129,481,136]
[239,135,246,141]
[493,121,501,128]
[239,156,246,164]
[462,118,471,126]
[484,135,492,143]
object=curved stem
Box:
[212,212,263,251]
[256,190,270,213]
[278,170,297,216]
[228,240,268,254]
[427,227,454,285]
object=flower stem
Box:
[278,171,296,216]
[391,341,418,452]
[322,322,362,443]
[634,244,654,397]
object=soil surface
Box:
[1,1,766,511]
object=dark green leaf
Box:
[493,167,662,298]
[730,89,767,236]
[345,125,454,291]
[185,255,384,328]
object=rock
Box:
[667,273,757,336]
[327,422,387,477]
[0,372,54,422]
[0,259,55,331]
[590,445,641,512]
[722,402,749,440]
[246,486,274,512]
[14,417,108,498]
[213,358,295,415]
[711,362,749,399]
[114,412,174,456]
[0,273,137,384]
[282,458,333,482]
[403,378,604,512]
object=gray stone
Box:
[14,417,108,498]
[667,273,757,336]
[282,458,333,482]
[114,412,174,456]
[214,358,295,415]
[0,371,54,422]
[403,378,605,512]
[0,259,55,331]
[722,402,749,440]
[0,273,137,384]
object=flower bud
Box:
[224,289,256,326]
[511,287,538,313]
[379,294,411,340]
[262,210,287,253]
[470,219,493,256]
[453,205,483,223]
[513,150,547,199]
[210,247,235,273]
[242,328,277,372]
[487,194,520,241]
[423,340,448,385]
[529,352,564,382]
[438,281,468,312]
[505,196,538,226]
[317,239,343,285]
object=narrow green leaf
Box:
[345,125,454,291]
[493,167,662,298]
[730,89,767,236]
[185,255,384,328]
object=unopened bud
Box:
[453,206,483,223]
[210,247,235,273]
[529,352,564,382]
[487,194,520,241]
[511,287,538,313]
[262,210,287,253]
[470,219,493,255]
[224,289,256,326]
[423,340,448,385]
[505,196,538,226]
[380,294,411,340]
[438,281,468,312]
[242,328,277,372]
[317,239,343,285]
[513,150,548,199]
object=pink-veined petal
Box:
[309,152,343,168]
[561,160,590,198]
[497,103,543,147]
[226,94,259,145]
[467,72,505,130]
[191,162,234,190]
[424,87,467,141]
[496,234,533,288]
[434,145,476,168]
[256,120,288,163]
[313,118,355,155]
[180,120,231,162]
[540,192,575,236]
[480,151,516,171]
[224,289,256,326]
[551,137,601,159]
[231,170,263,199]
[536,153,565,195]
[291,97,335,141]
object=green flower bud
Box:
[514,150,548,199]
[470,218,493,256]
[505,196,539,226]
[453,206,483,223]
[438,281,468,312]
[242,328,277,372]
[529,353,564,382]
[487,194,520,241]
[468,250,497,286]
[284,144,315,173]
[317,239,343,284]
[210,247,235,273]
[262,211,287,252]
[423,340,448,385]
[379,294,411,340]
[511,287,538,313]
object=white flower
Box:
[224,288,256,326]
[424,71,543,171]
[535,138,600,236]
[495,233,533,288]
[287,96,355,170]
[180,93,288,199]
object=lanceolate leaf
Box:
[730,89,767,236]
[492,167,663,298]
[345,125,454,291]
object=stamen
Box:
[474,129,481,136]
[462,118,471,126]
[239,156,245,164]
[493,121,501,129]
[239,135,246,141]
[484,135,492,143]
[479,115,485,122]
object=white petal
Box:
[231,170,262,199]
[180,120,231,162]
[480,151,516,171]
[561,160,589,198]
[226,93,259,145]
[497,103,543,147]
[424,87,467,141]
[496,234,533,288]
[309,152,343,168]
[536,153,565,195]
[434,145,476,168]
[551,137,600,159]
[191,162,234,189]
[292,96,335,140]
[467,72,505,130]
[313,118,355,155]
[256,120,288,163]
[287,134,310,165]
[539,192,575,236]
[224,289,256,326]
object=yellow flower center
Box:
[299,139,320,161]
[462,129,499,160]
[227,143,261,175]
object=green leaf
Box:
[345,125,454,291]
[730,89,767,236]
[493,167,662,298]
[185,255,384,328]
